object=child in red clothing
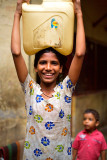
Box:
[72,109,107,160]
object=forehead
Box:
[39,52,59,61]
[84,113,95,119]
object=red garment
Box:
[72,129,107,160]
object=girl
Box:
[11,0,86,159]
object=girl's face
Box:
[35,52,63,85]
[83,113,99,133]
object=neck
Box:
[40,81,56,93]
[40,82,56,99]
[85,128,96,134]
[41,89,53,98]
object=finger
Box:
[23,0,30,3]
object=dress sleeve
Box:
[20,73,35,95]
[61,75,76,97]
[20,74,30,92]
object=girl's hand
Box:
[16,0,30,15]
[73,0,82,15]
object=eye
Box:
[39,60,47,65]
[89,118,93,121]
[51,61,59,65]
[83,118,86,121]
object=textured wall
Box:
[0,0,28,147]
[0,0,44,148]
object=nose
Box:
[45,62,51,71]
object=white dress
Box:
[21,74,75,160]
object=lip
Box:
[84,125,90,128]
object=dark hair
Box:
[84,109,100,122]
[34,47,67,67]
[34,47,67,83]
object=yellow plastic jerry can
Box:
[22,0,74,56]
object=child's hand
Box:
[16,0,30,15]
[73,0,82,15]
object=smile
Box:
[42,73,54,78]
[44,73,53,76]
[43,73,54,76]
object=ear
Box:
[96,121,99,127]
[34,67,38,73]
[59,65,63,73]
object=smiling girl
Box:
[11,0,86,159]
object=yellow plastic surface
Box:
[22,0,74,55]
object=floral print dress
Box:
[21,74,75,160]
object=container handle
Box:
[27,0,73,4]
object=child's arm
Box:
[101,150,106,160]
[68,0,86,85]
[11,0,29,83]
[72,148,78,160]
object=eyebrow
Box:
[39,59,59,62]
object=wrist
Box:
[76,11,83,17]
[15,2,22,16]
[14,11,22,19]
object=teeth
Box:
[45,74,53,76]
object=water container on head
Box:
[22,0,74,56]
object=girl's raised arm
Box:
[68,0,86,85]
[11,0,29,83]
